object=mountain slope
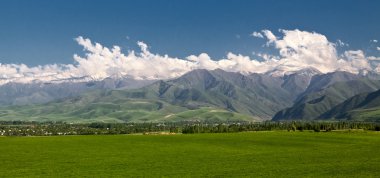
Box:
[295,71,360,103]
[2,68,378,123]
[131,69,297,119]
[273,72,380,121]
[0,69,317,122]
[320,89,380,121]
[2,69,291,122]
[0,89,257,123]
[281,68,321,99]
[0,77,155,106]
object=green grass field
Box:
[1,131,379,177]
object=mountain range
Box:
[0,68,380,123]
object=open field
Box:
[0,131,379,177]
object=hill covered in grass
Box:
[0,90,257,123]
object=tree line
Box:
[0,121,379,136]
[181,121,380,133]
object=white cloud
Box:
[251,31,264,38]
[262,29,340,73]
[1,29,380,85]
[341,50,371,72]
[336,39,348,47]
[254,52,280,61]
[74,37,195,80]
[371,39,378,43]
[368,56,380,61]
[261,30,277,45]
[377,47,380,51]
[258,29,379,74]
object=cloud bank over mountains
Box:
[1,29,380,84]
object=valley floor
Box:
[0,131,379,177]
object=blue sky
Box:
[0,0,379,66]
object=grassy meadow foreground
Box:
[1,131,379,177]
